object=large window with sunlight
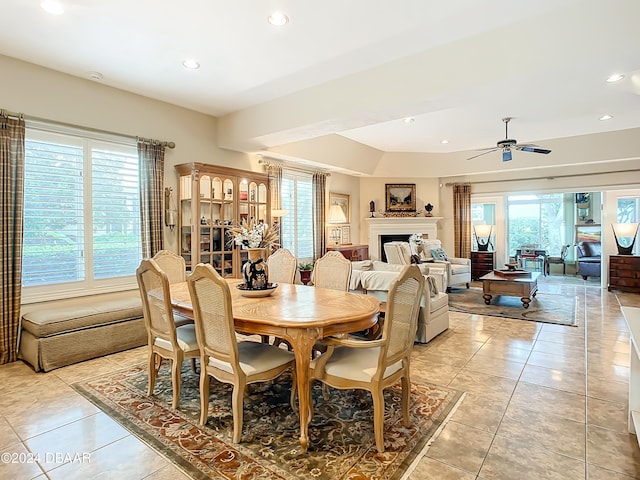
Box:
[507,194,566,256]
[280,171,314,261]
[22,127,141,296]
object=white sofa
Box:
[384,240,471,292]
[350,260,449,344]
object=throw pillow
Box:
[431,248,448,261]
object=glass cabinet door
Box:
[175,163,270,278]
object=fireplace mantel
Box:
[364,217,442,261]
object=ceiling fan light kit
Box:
[468,117,551,162]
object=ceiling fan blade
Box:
[502,149,512,162]
[467,148,498,160]
[518,145,551,154]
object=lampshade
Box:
[612,223,639,255]
[271,209,288,218]
[327,204,347,223]
[473,224,493,251]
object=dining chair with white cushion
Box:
[136,259,200,409]
[311,264,425,453]
[187,263,297,443]
[312,251,352,291]
[266,248,297,284]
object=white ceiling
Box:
[2,0,640,159]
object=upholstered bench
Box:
[19,290,147,372]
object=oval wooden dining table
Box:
[168,279,380,452]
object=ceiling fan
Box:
[468,117,551,162]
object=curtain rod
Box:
[1,108,175,149]
[444,168,640,187]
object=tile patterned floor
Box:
[1,276,640,479]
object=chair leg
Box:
[147,351,157,396]
[401,374,411,426]
[190,357,198,373]
[372,389,385,453]
[199,370,210,425]
[232,380,246,443]
[171,357,182,409]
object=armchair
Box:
[350,260,449,344]
[384,240,471,292]
[576,241,601,280]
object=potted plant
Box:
[298,262,314,285]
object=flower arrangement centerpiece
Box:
[227,218,279,251]
[408,233,425,258]
[409,233,425,246]
[228,219,279,290]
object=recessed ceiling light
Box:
[402,117,415,124]
[606,73,625,83]
[268,12,289,26]
[441,139,449,144]
[41,0,64,15]
[182,59,200,70]
[599,114,613,121]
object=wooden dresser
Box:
[326,244,369,261]
[471,251,496,280]
[609,255,640,293]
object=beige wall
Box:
[0,54,256,253]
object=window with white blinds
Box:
[22,127,141,299]
[280,171,314,261]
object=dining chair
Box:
[152,250,187,283]
[311,264,425,453]
[152,250,193,328]
[266,248,297,284]
[187,263,297,443]
[312,251,352,291]
[545,244,570,275]
[136,259,200,409]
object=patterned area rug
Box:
[448,287,578,326]
[73,362,463,480]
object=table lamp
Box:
[612,223,639,255]
[474,224,493,251]
[271,209,288,246]
[328,204,346,244]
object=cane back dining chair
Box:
[312,251,352,291]
[187,263,297,443]
[136,259,200,409]
[152,250,193,328]
[265,248,297,284]
[152,250,187,284]
[311,264,425,452]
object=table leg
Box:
[287,328,320,452]
[483,293,492,305]
[521,297,531,308]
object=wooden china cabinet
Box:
[175,163,270,278]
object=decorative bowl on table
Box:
[236,283,279,298]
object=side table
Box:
[471,251,495,280]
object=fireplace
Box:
[380,234,410,262]
[364,217,441,261]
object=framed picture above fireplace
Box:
[385,184,416,213]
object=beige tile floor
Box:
[1,275,640,479]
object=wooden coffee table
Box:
[480,271,540,308]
